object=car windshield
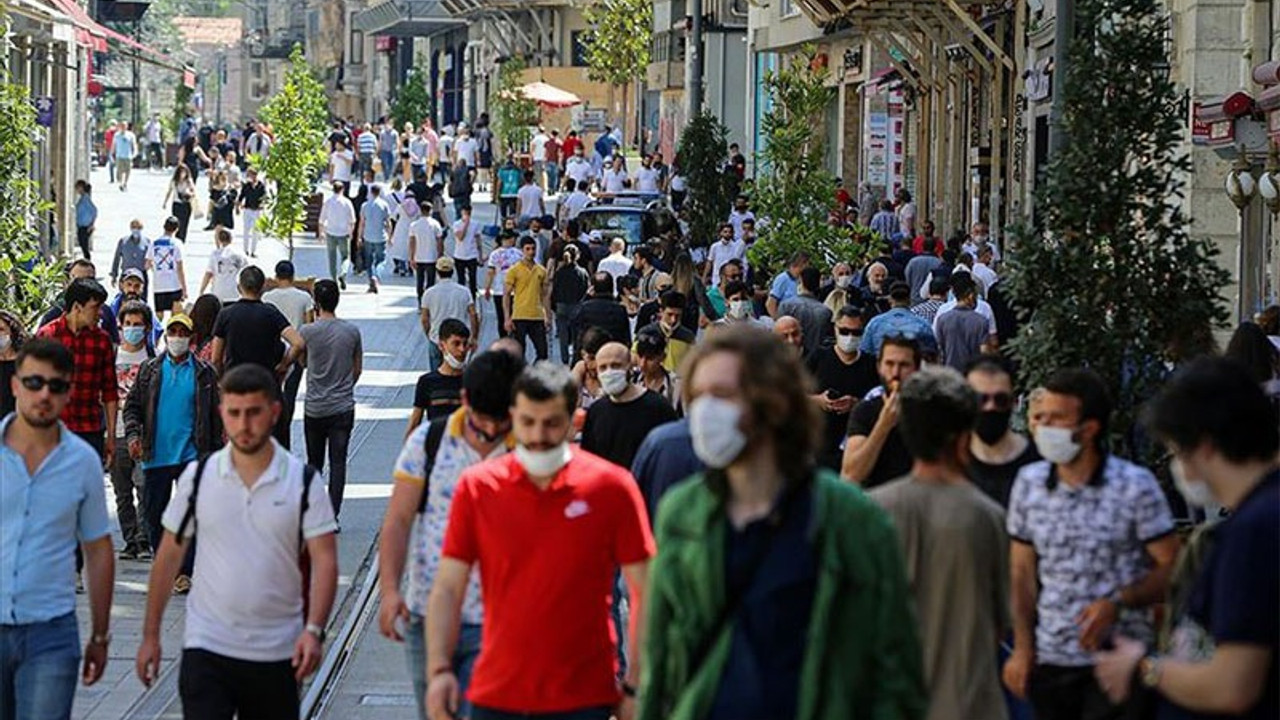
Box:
[578,210,644,247]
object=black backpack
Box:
[416,417,450,514]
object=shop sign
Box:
[34,96,55,128]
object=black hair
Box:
[220,364,281,401]
[787,250,810,267]
[579,326,611,356]
[720,258,743,274]
[799,267,821,294]
[512,361,578,416]
[238,265,266,295]
[313,279,340,312]
[117,300,153,329]
[835,304,865,323]
[635,328,667,358]
[1044,367,1112,441]
[880,335,922,366]
[520,235,538,250]
[923,237,938,254]
[635,247,656,263]
[68,258,95,276]
[659,290,687,311]
[591,272,615,297]
[723,279,749,298]
[898,367,979,462]
[275,260,295,279]
[888,281,912,303]
[463,349,526,418]
[963,353,1015,380]
[64,277,108,309]
[719,222,734,233]
[523,170,535,182]
[190,294,222,340]
[1143,356,1279,463]
[928,277,950,297]
[565,179,576,192]
[950,272,977,299]
[616,274,639,292]
[439,318,471,342]
[16,337,74,375]
[164,216,180,232]
[1224,321,1279,385]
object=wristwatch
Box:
[90,631,111,646]
[1139,655,1163,689]
[305,623,326,643]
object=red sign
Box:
[375,36,397,52]
[183,70,196,89]
[1191,102,1234,147]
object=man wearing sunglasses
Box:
[965,355,1040,509]
[1,339,116,719]
[806,305,879,471]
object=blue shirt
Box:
[75,193,97,228]
[361,197,391,243]
[629,419,704,526]
[0,415,112,624]
[147,354,198,469]
[859,306,939,356]
[768,271,798,303]
[869,210,899,240]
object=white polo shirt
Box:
[162,441,337,662]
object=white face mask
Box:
[1034,425,1082,465]
[599,368,630,397]
[689,396,748,469]
[0,334,10,351]
[1170,457,1215,507]
[166,336,190,358]
[836,334,859,354]
[834,275,852,289]
[442,350,466,370]
[515,442,572,477]
[728,300,751,320]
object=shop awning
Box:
[352,0,465,37]
[44,0,108,51]
[520,81,582,108]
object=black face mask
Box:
[975,409,1012,445]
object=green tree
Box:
[0,19,63,327]
[253,45,329,257]
[490,57,538,157]
[1003,0,1229,453]
[582,0,651,145]
[749,47,874,274]
[390,66,432,129]
[675,111,735,247]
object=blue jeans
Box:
[379,150,396,180]
[405,615,481,720]
[362,240,386,282]
[427,342,443,374]
[0,612,79,720]
[545,163,560,193]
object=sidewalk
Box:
[72,166,462,719]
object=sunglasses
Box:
[835,328,864,337]
[977,391,1014,411]
[19,375,71,394]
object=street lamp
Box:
[1225,145,1256,209]
[1258,142,1280,217]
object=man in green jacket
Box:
[640,324,927,720]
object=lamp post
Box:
[1225,145,1263,323]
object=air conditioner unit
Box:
[716,0,749,25]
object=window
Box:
[350,28,364,65]
[570,30,589,67]
[780,0,799,16]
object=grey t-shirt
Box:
[262,286,314,328]
[421,278,474,342]
[871,477,1009,720]
[935,305,990,371]
[777,294,833,356]
[298,318,362,417]
[361,197,391,243]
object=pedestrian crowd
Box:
[3,110,1278,720]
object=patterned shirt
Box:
[911,299,944,324]
[391,409,513,619]
[36,316,118,433]
[1007,455,1175,666]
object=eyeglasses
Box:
[723,274,741,282]
[977,391,1014,411]
[19,375,71,394]
[835,328,864,337]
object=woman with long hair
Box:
[209,171,235,230]
[189,293,223,365]
[669,252,707,331]
[162,164,197,242]
[0,309,27,417]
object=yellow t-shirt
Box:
[505,261,548,320]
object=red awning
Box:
[520,81,583,109]
[44,0,186,72]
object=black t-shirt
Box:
[967,439,1041,509]
[581,390,678,470]
[845,394,912,489]
[805,349,879,468]
[413,371,463,421]
[0,359,15,418]
[407,180,432,203]
[240,181,266,210]
[212,299,289,372]
[1159,471,1278,720]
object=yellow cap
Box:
[165,313,194,331]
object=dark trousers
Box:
[554,304,576,363]
[108,440,148,550]
[172,201,192,241]
[274,366,302,450]
[493,295,508,338]
[451,196,471,222]
[179,648,298,720]
[72,430,105,573]
[75,226,92,260]
[143,464,195,577]
[455,257,479,296]
[415,262,437,305]
[304,410,354,519]
[1027,664,1123,720]
[471,706,612,720]
[512,319,549,360]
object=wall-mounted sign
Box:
[1191,102,1234,146]
[34,96,55,128]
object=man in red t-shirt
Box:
[560,130,582,164]
[427,363,654,720]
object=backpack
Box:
[175,454,320,616]
[416,416,450,514]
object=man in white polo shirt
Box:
[135,364,339,719]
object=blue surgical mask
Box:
[121,327,146,346]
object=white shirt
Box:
[562,190,591,220]
[147,237,184,293]
[453,136,478,166]
[452,218,480,261]
[320,194,356,236]
[330,149,354,182]
[728,210,756,240]
[262,286,314,328]
[635,167,661,193]
[410,216,445,263]
[602,169,627,193]
[517,185,544,219]
[566,157,593,184]
[934,298,997,338]
[161,442,337,662]
[206,246,247,303]
[531,132,550,162]
[971,262,999,295]
[486,246,523,294]
[598,252,632,283]
[670,173,687,192]
[144,120,162,143]
[706,238,747,285]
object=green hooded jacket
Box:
[639,469,927,720]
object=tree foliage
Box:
[749,47,875,274]
[1003,0,1229,453]
[675,111,735,247]
[491,57,538,157]
[390,66,432,130]
[253,46,328,256]
[581,0,651,87]
[0,19,63,327]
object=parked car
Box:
[574,192,678,252]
